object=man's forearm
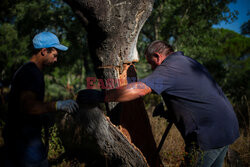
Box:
[24,100,57,115]
[104,82,152,102]
[20,91,57,115]
[44,101,57,113]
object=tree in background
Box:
[0,0,94,100]
[136,0,238,78]
[140,0,237,50]
[216,29,250,131]
[241,11,250,36]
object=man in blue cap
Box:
[4,32,79,167]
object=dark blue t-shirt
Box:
[7,62,45,127]
[5,62,47,162]
[141,51,239,150]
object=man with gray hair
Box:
[79,40,239,167]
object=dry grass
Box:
[146,107,185,167]
[228,131,250,166]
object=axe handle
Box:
[156,122,173,154]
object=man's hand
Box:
[77,89,105,104]
[56,100,79,114]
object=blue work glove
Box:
[56,100,79,114]
[77,89,105,104]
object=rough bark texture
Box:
[58,103,149,167]
[64,0,162,166]
[65,0,153,67]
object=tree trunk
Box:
[64,0,162,166]
[58,103,148,167]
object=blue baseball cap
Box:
[33,32,68,51]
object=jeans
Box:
[183,145,229,167]
[4,134,48,167]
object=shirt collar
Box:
[161,51,184,64]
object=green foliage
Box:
[47,125,65,160]
[0,23,29,83]
[41,124,65,161]
[137,0,239,79]
[241,20,250,35]
[207,29,250,101]
[140,0,238,44]
[0,0,93,99]
[241,11,250,35]
[45,59,86,101]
